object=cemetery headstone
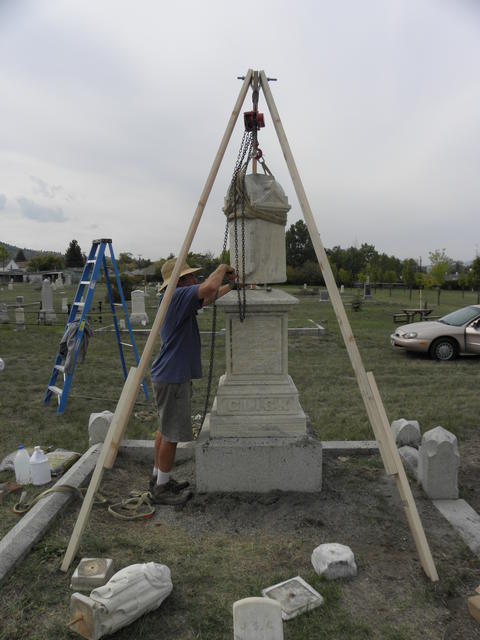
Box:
[0,303,9,324]
[340,284,345,294]
[319,290,330,302]
[65,274,72,286]
[233,597,283,640]
[7,282,13,291]
[16,295,24,306]
[129,290,149,325]
[363,276,371,299]
[40,278,56,324]
[390,418,421,448]
[15,307,25,331]
[419,426,459,499]
[398,445,420,480]
[62,297,69,313]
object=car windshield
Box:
[439,306,480,327]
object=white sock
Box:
[156,470,170,486]
[153,466,158,476]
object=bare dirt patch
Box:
[94,448,480,640]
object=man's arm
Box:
[198,264,235,306]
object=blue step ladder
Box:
[43,238,148,414]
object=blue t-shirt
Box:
[150,284,203,383]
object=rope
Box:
[13,484,107,515]
[108,491,155,521]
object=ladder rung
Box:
[48,385,63,396]
[87,259,96,264]
[80,280,91,285]
[74,302,85,307]
[120,342,133,348]
[54,364,65,373]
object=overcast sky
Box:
[1,0,479,264]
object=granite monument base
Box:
[195,415,322,493]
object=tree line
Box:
[4,225,480,294]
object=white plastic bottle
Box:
[29,446,52,486]
[14,444,31,484]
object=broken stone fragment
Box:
[390,419,421,448]
[311,543,357,580]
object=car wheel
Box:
[430,338,458,361]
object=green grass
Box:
[1,283,480,639]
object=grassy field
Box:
[0,282,480,639]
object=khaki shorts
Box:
[152,381,193,443]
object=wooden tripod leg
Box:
[259,70,438,582]
[367,372,438,581]
[60,70,254,572]
[60,368,138,572]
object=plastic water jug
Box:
[30,446,52,485]
[14,444,31,484]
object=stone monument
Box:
[129,290,149,325]
[196,172,322,492]
[39,278,56,324]
[69,562,172,640]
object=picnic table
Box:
[393,308,435,323]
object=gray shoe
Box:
[148,476,189,493]
[150,481,192,505]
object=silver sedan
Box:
[391,304,480,361]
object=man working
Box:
[150,257,235,505]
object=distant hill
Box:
[0,241,61,259]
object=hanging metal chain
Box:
[200,132,253,429]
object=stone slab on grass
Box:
[262,576,323,620]
[433,499,480,557]
[0,443,101,585]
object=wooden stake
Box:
[259,70,438,582]
[60,70,254,573]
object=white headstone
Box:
[311,543,357,580]
[119,319,126,330]
[129,290,149,325]
[7,282,13,291]
[390,418,421,448]
[419,426,459,499]
[62,297,69,313]
[40,279,56,323]
[15,307,25,331]
[340,284,345,294]
[88,411,114,446]
[65,274,72,286]
[233,597,283,640]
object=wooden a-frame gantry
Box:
[60,69,439,582]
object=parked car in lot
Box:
[390,304,480,361]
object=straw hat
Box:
[159,257,201,291]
